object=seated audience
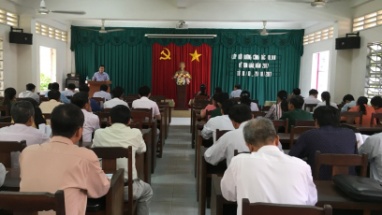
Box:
[19,104,110,215]
[132,86,161,120]
[39,90,63,114]
[292,88,301,97]
[239,90,259,111]
[315,91,337,109]
[22,98,46,127]
[347,96,375,126]
[221,118,317,215]
[371,95,382,113]
[61,83,76,97]
[230,84,242,98]
[18,83,40,102]
[210,92,229,118]
[2,87,16,115]
[204,104,253,166]
[200,94,219,119]
[195,84,208,97]
[214,87,222,95]
[304,89,320,105]
[93,84,112,100]
[92,105,153,215]
[265,90,288,120]
[359,133,382,183]
[104,86,129,109]
[0,163,5,187]
[280,96,313,131]
[79,84,101,112]
[201,100,235,143]
[341,94,356,112]
[71,92,100,142]
[289,106,357,180]
[45,82,70,104]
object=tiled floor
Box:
[150,125,208,215]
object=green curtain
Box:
[71,27,304,104]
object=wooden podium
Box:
[88,81,111,97]
[175,85,188,110]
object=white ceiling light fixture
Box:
[38,0,86,15]
[145,34,217,39]
[176,20,188,29]
[275,0,343,8]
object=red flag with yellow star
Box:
[151,43,211,106]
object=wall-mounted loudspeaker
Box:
[9,27,33,45]
[335,32,360,50]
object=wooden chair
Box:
[0,140,26,168]
[242,199,332,215]
[149,95,166,103]
[252,111,266,118]
[0,122,12,128]
[0,190,66,215]
[289,126,315,148]
[273,119,288,134]
[313,151,368,180]
[191,100,210,133]
[371,113,382,125]
[91,97,105,108]
[194,95,210,101]
[91,147,135,215]
[295,120,315,126]
[0,105,9,116]
[95,111,111,128]
[42,113,52,121]
[261,106,271,112]
[304,104,317,112]
[341,112,363,125]
[0,116,11,122]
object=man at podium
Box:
[92,65,110,81]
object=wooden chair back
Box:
[371,113,382,125]
[131,108,152,123]
[0,116,11,122]
[193,99,210,109]
[252,111,266,118]
[234,149,250,156]
[0,140,27,168]
[0,122,12,128]
[216,129,230,141]
[261,106,271,112]
[95,111,111,128]
[242,199,332,215]
[341,111,363,125]
[295,120,315,126]
[91,97,105,108]
[304,104,317,112]
[40,96,49,103]
[0,190,66,215]
[313,151,368,180]
[273,119,288,134]
[194,95,209,101]
[289,126,315,148]
[42,113,52,121]
[0,105,9,116]
[150,95,166,103]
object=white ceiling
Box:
[4,0,377,29]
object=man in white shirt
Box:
[71,92,100,142]
[201,100,235,143]
[221,118,317,215]
[61,83,76,97]
[304,89,321,105]
[0,163,5,187]
[230,84,242,98]
[132,86,161,120]
[104,86,130,109]
[358,133,382,183]
[18,83,40,103]
[0,101,50,168]
[93,84,112,101]
[92,105,153,215]
[39,90,63,114]
[341,94,356,112]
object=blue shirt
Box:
[92,72,110,81]
[289,126,357,180]
[341,100,356,112]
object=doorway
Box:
[39,46,56,92]
[311,51,330,93]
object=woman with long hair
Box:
[265,90,288,120]
[348,96,375,126]
[240,90,259,111]
[315,91,337,109]
[2,87,16,116]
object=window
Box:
[353,10,382,32]
[35,22,67,42]
[311,51,330,93]
[39,46,57,92]
[0,8,18,27]
[303,27,334,46]
[365,42,382,100]
[0,37,3,97]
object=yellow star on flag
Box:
[190,50,202,62]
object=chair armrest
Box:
[105,169,124,215]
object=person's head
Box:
[4,87,16,102]
[138,86,151,97]
[356,96,368,115]
[110,105,131,125]
[111,86,124,99]
[221,100,235,115]
[277,90,288,112]
[243,118,279,152]
[47,83,52,90]
[67,83,76,91]
[11,101,35,126]
[200,84,206,95]
[50,82,60,91]
[51,104,84,143]
[313,106,340,127]
[48,90,61,101]
[321,91,331,106]
[228,104,252,128]
[71,92,89,109]
[26,83,36,92]
[215,92,229,107]
[100,84,108,92]
[288,96,304,110]
[179,62,185,70]
[342,94,355,103]
[371,96,382,110]
[234,84,241,90]
[214,87,222,95]
[79,84,90,93]
[99,65,105,73]
[292,88,301,96]
[240,90,252,106]
[309,89,319,98]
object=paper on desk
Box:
[356,132,369,149]
[106,174,113,180]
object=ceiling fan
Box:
[276,0,342,8]
[252,21,288,36]
[38,0,86,15]
[81,19,125,34]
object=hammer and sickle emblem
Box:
[160,48,171,60]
